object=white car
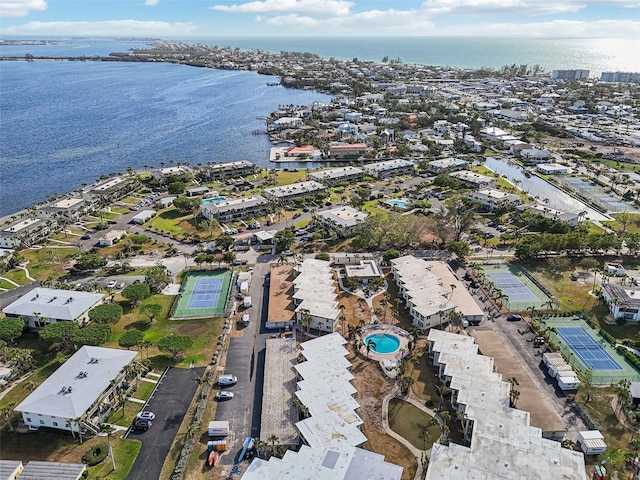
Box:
[136,411,156,421]
[106,280,117,289]
[218,374,237,386]
[117,282,125,289]
[216,391,235,401]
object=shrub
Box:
[82,442,109,466]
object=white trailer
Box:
[208,420,230,437]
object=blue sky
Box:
[1,0,638,38]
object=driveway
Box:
[213,259,272,470]
[126,366,205,480]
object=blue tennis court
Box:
[187,278,224,309]
[487,272,538,302]
[556,326,623,371]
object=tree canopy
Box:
[173,196,200,214]
[275,229,295,252]
[118,330,144,350]
[0,317,25,343]
[39,322,111,352]
[215,234,234,251]
[74,253,107,271]
[122,282,151,304]
[145,265,170,293]
[139,303,162,322]
[158,334,193,359]
[88,304,123,324]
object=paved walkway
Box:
[17,265,35,281]
[139,377,158,384]
[127,397,146,404]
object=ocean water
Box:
[1,36,638,216]
[0,60,331,216]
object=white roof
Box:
[15,346,137,419]
[309,166,363,181]
[293,259,339,321]
[425,330,587,480]
[391,257,483,320]
[241,333,402,480]
[364,159,415,172]
[1,217,45,235]
[450,170,494,184]
[318,206,368,228]
[3,287,103,321]
[264,181,325,199]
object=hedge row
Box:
[617,346,640,370]
[82,443,109,466]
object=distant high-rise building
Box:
[551,69,590,80]
[600,71,640,83]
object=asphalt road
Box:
[126,366,205,480]
[213,258,272,470]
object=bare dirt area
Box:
[348,347,418,480]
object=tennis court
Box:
[481,263,551,311]
[172,270,233,319]
[542,317,640,385]
[556,326,622,371]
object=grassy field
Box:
[148,208,204,239]
[4,269,29,285]
[21,247,78,281]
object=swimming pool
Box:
[364,333,401,354]
[386,199,408,209]
[202,196,227,205]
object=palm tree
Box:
[298,309,312,337]
[399,376,415,395]
[366,339,377,357]
[267,434,279,456]
[448,284,456,299]
[186,423,200,440]
[509,388,520,408]
[1,402,16,432]
[438,411,451,443]
[560,439,576,449]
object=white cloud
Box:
[420,0,638,17]
[258,9,436,35]
[144,0,160,6]
[431,19,640,37]
[2,20,198,36]
[0,0,47,18]
[211,0,353,16]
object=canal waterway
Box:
[482,157,610,222]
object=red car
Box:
[237,228,244,233]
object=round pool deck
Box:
[359,325,412,367]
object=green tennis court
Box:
[480,263,551,311]
[172,270,233,319]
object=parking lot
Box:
[126,366,205,480]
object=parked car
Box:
[136,411,156,421]
[507,314,523,322]
[218,374,237,386]
[293,212,302,219]
[237,228,244,233]
[117,282,125,289]
[302,207,310,213]
[216,391,235,401]
[106,280,118,289]
[81,233,91,240]
[133,279,141,284]
[132,419,151,431]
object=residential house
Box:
[470,189,522,211]
[242,334,402,480]
[521,147,552,164]
[201,160,257,181]
[131,210,156,225]
[150,166,192,183]
[391,256,484,328]
[271,117,304,129]
[185,186,210,197]
[98,229,126,247]
[328,142,370,159]
[424,330,587,480]
[428,158,468,174]
[292,259,340,334]
[15,346,137,434]
[84,176,135,202]
[0,217,50,249]
[263,181,326,204]
[536,163,571,175]
[201,195,269,221]
[363,159,415,178]
[283,145,319,159]
[309,166,364,186]
[36,197,87,221]
[317,206,367,238]
[3,287,104,329]
[516,203,580,226]
[449,170,497,190]
[602,285,640,322]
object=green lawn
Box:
[106,294,223,369]
[148,208,201,238]
[0,279,17,290]
[21,248,78,281]
[4,269,29,285]
[87,437,142,480]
